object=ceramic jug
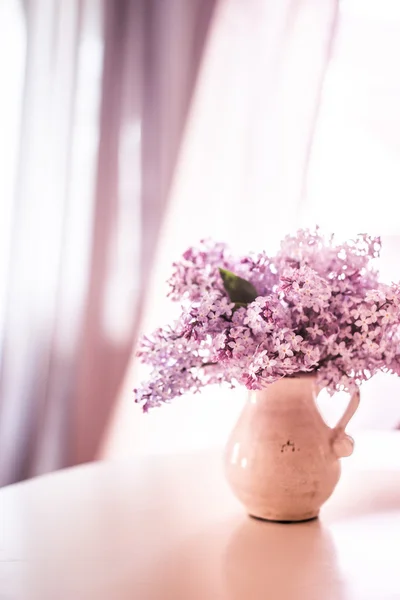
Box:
[224,375,359,522]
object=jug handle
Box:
[331,387,360,458]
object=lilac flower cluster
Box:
[134,230,400,411]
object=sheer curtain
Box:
[0,0,216,486]
[104,0,339,458]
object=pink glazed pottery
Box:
[224,375,359,522]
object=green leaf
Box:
[219,268,258,304]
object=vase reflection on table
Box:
[224,517,343,600]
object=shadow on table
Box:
[322,468,400,522]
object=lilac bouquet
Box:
[134,229,400,411]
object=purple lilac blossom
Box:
[134,230,400,411]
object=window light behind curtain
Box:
[105,0,339,456]
[105,0,400,458]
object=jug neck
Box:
[249,374,320,407]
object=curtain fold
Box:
[156,0,339,261]
[0,0,216,485]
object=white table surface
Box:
[1,431,400,600]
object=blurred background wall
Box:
[1,0,400,484]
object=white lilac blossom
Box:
[134,230,400,411]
